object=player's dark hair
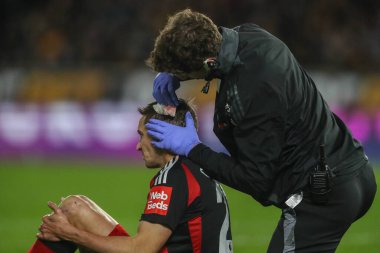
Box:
[138,99,198,129]
[146,9,222,75]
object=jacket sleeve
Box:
[188,83,286,206]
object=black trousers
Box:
[268,163,377,253]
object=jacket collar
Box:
[217,27,242,74]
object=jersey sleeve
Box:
[140,162,189,231]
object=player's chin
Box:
[145,161,160,169]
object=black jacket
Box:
[188,24,367,207]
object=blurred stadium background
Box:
[0,0,379,252]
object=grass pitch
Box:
[0,160,379,252]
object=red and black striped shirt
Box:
[141,156,233,253]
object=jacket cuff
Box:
[188,143,208,162]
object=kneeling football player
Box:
[29,99,233,253]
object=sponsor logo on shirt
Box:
[144,186,172,215]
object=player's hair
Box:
[138,99,198,129]
[146,9,222,75]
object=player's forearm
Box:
[64,228,138,253]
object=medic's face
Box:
[174,68,208,81]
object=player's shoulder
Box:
[152,156,186,186]
[181,157,212,181]
[152,156,205,186]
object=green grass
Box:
[0,160,379,252]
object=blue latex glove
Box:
[145,112,200,156]
[153,72,180,106]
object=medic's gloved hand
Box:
[153,72,180,106]
[145,112,200,156]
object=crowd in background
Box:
[0,0,379,108]
[0,0,380,160]
[1,0,379,71]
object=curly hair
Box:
[146,9,222,74]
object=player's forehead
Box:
[138,116,148,133]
